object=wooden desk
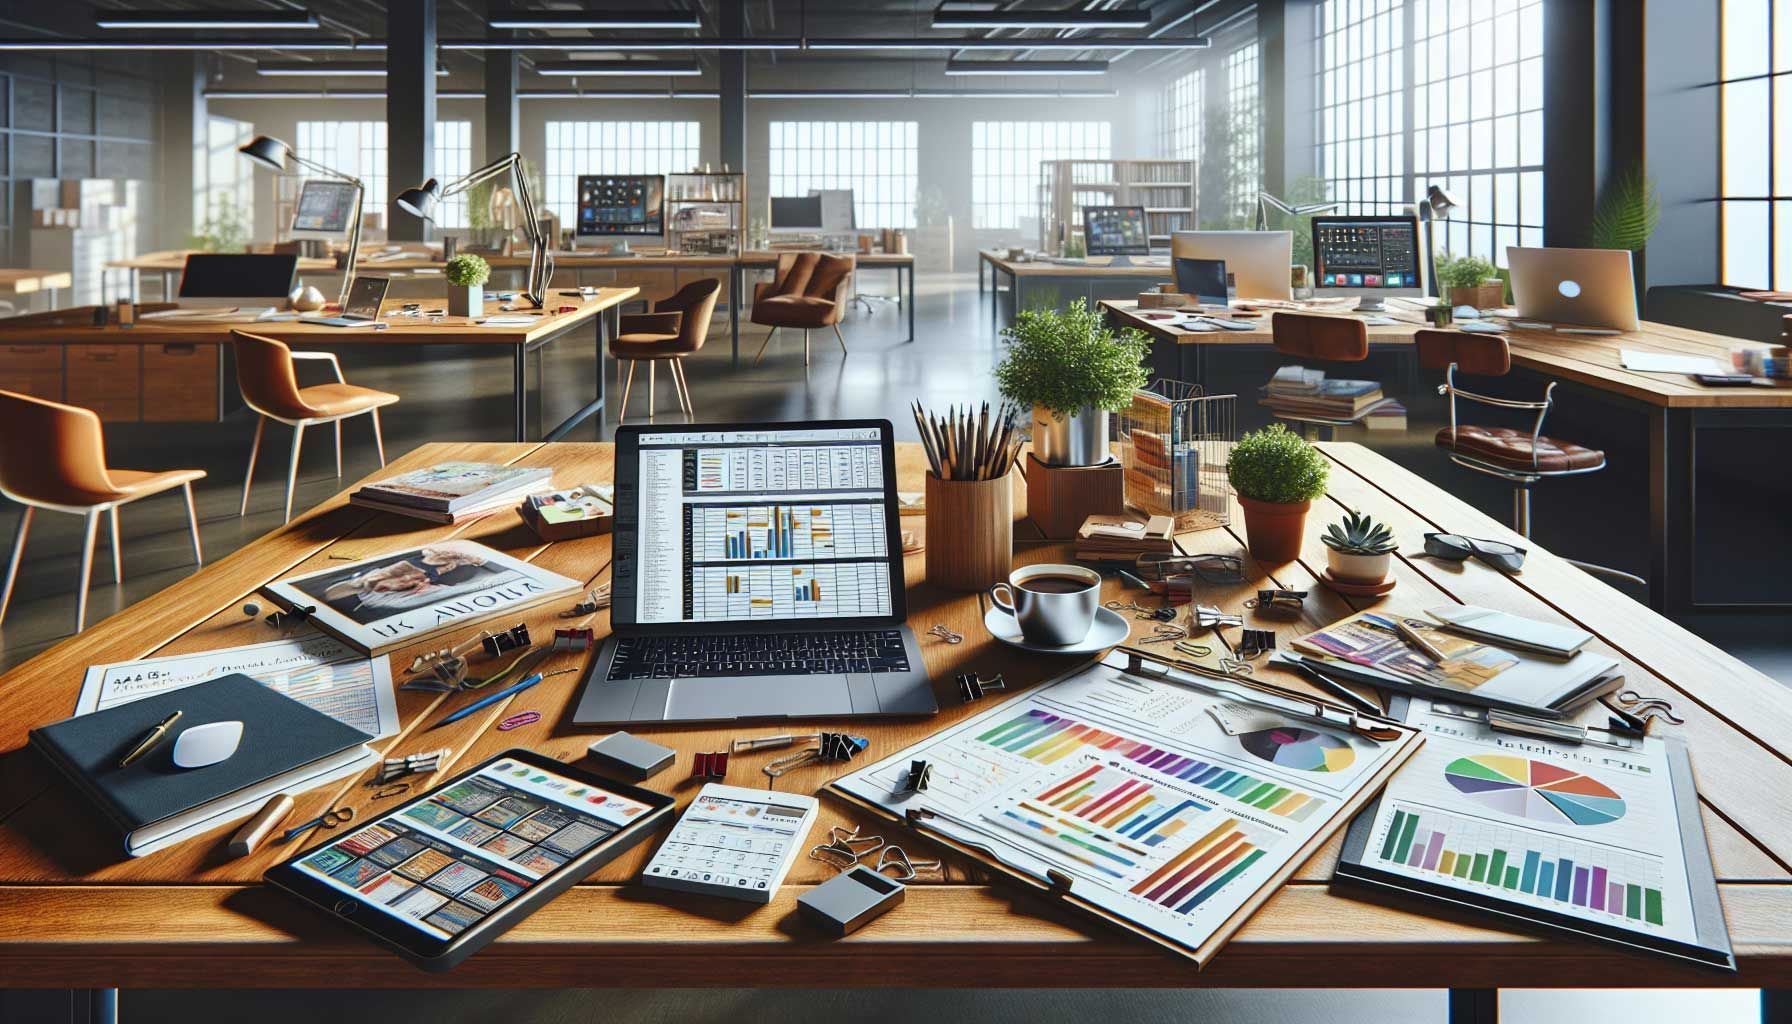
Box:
[981,252,1174,328]
[0,440,1785,1001]
[1104,300,1792,616]
[0,268,73,310]
[0,292,636,441]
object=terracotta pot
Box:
[1237,495,1311,563]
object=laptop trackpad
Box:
[665,675,855,720]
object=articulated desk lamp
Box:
[1417,183,1460,298]
[1254,190,1340,232]
[237,134,365,310]
[394,153,553,309]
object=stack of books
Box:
[1074,513,1176,562]
[1261,365,1396,423]
[350,462,554,523]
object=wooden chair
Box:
[751,251,854,366]
[611,278,721,420]
[1417,329,1644,586]
[1268,312,1375,437]
[0,390,205,633]
[232,331,398,524]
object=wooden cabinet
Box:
[0,344,64,402]
[65,345,140,421]
[142,343,219,422]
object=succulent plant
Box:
[1322,508,1397,556]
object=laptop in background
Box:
[1507,246,1639,332]
[176,253,299,314]
[572,420,938,726]
[305,276,389,327]
[1174,257,1230,306]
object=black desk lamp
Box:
[238,134,365,309]
[394,152,553,309]
[1418,183,1460,298]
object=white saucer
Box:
[982,604,1132,655]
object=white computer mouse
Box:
[171,720,243,768]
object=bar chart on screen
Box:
[687,561,892,619]
[690,502,888,561]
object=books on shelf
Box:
[351,462,552,520]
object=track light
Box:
[930,8,1151,30]
[95,8,319,29]
[486,9,702,30]
[256,61,449,77]
[534,60,703,76]
[944,59,1108,76]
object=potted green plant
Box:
[1226,424,1329,562]
[994,298,1151,466]
[445,252,490,318]
[1321,507,1397,583]
[1435,252,1505,310]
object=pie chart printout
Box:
[1238,727,1356,773]
[1443,755,1626,826]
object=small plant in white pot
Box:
[1322,508,1397,583]
[445,252,490,317]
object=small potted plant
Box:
[1435,252,1505,310]
[994,298,1151,466]
[445,252,490,317]
[1226,424,1328,562]
[1322,507,1397,583]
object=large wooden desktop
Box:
[0,440,1785,1005]
[980,251,1173,327]
[1103,300,1792,617]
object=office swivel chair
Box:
[232,332,399,524]
[611,278,721,420]
[1417,329,1645,586]
[1268,312,1376,437]
[0,390,206,633]
[751,252,854,366]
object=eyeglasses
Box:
[1423,533,1526,574]
[1135,553,1246,584]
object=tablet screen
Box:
[289,758,653,940]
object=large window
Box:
[1163,68,1202,162]
[542,120,701,228]
[1226,42,1263,220]
[201,116,254,238]
[1317,0,1406,216]
[291,120,469,227]
[431,120,473,230]
[1412,0,1545,266]
[971,121,1112,230]
[1719,0,1791,288]
[767,121,919,229]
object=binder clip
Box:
[900,759,933,794]
[481,623,531,658]
[249,601,315,629]
[692,750,729,778]
[375,746,452,784]
[406,629,500,682]
[1245,588,1307,613]
[956,672,1007,703]
[1190,604,1243,631]
[552,627,595,652]
[1237,629,1277,658]
[763,733,869,776]
[562,584,613,617]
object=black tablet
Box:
[265,748,675,971]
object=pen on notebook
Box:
[1393,616,1449,663]
[119,710,182,768]
[435,673,545,728]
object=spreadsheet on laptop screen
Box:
[624,427,895,625]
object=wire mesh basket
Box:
[1116,380,1237,533]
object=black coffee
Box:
[1019,574,1092,594]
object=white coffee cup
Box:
[988,563,1101,646]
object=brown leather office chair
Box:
[233,331,398,524]
[751,251,854,366]
[611,278,721,420]
[1269,312,1376,437]
[1417,329,1643,586]
[0,390,205,633]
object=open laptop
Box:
[176,253,299,315]
[571,420,939,725]
[304,276,389,327]
[1507,246,1639,332]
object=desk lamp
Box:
[1254,191,1339,232]
[395,153,553,309]
[237,134,365,309]
[1417,183,1460,298]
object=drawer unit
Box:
[65,344,140,421]
[142,343,220,422]
[0,344,64,402]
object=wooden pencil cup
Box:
[924,471,1013,592]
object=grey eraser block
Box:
[797,865,905,937]
[586,731,675,781]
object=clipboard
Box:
[826,648,1425,966]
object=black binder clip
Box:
[1246,588,1307,613]
[956,672,1008,703]
[692,750,729,778]
[900,759,933,794]
[818,732,869,762]
[1045,869,1075,898]
[482,623,531,658]
[264,603,316,629]
[1237,628,1277,658]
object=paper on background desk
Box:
[76,632,398,739]
[1620,350,1725,375]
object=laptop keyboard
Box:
[606,629,910,680]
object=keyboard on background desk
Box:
[606,629,913,680]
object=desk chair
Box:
[1417,329,1645,586]
[232,332,398,524]
[0,390,205,633]
[612,278,720,420]
[1269,312,1374,437]
[751,252,853,366]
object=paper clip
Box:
[496,710,541,731]
[1245,588,1307,612]
[1218,657,1255,676]
[1139,623,1187,644]
[875,845,940,882]
[926,623,964,644]
[280,806,354,843]
[956,672,1007,703]
[405,630,495,677]
[808,840,861,871]
[762,733,869,776]
[1106,600,1175,621]
[808,827,883,871]
[1237,629,1277,658]
[1612,689,1684,724]
[692,750,729,778]
[731,732,817,753]
[551,627,595,652]
[901,759,933,794]
[375,746,451,784]
[373,783,412,800]
[1172,639,1215,659]
[561,584,613,617]
[481,623,531,658]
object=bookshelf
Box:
[1037,159,1197,256]
[665,170,745,255]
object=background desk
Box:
[1104,300,1792,616]
[0,268,72,312]
[104,251,339,305]
[0,440,1785,1003]
[981,252,1172,328]
[0,291,634,441]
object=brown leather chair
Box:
[1417,329,1642,585]
[611,278,721,420]
[0,390,205,633]
[750,251,854,366]
[233,331,398,524]
[1269,312,1376,436]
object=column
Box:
[388,0,437,242]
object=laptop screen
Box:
[611,421,905,633]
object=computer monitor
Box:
[1084,205,1150,265]
[177,253,299,310]
[810,189,856,233]
[1173,258,1230,306]
[576,175,664,254]
[771,195,825,231]
[1311,215,1424,311]
[1507,246,1639,332]
[289,179,361,241]
[1170,230,1293,301]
